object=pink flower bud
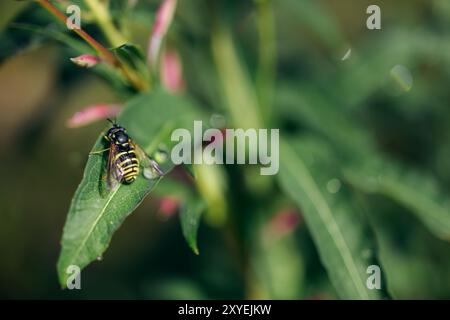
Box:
[70,54,101,68]
[269,209,300,237]
[148,0,178,66]
[66,104,122,128]
[160,49,185,93]
[158,196,180,218]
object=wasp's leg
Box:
[89,148,110,155]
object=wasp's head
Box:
[106,124,129,144]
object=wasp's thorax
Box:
[107,125,129,145]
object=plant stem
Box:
[84,0,127,47]
[37,0,117,66]
[37,0,149,92]
[211,22,263,129]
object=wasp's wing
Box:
[132,141,164,180]
[106,143,123,192]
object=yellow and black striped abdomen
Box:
[115,150,140,183]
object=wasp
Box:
[92,119,164,191]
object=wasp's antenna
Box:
[107,118,117,126]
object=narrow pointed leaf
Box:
[344,157,450,241]
[278,138,386,299]
[180,197,206,255]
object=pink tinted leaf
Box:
[267,208,301,239]
[160,49,185,93]
[67,104,122,128]
[148,0,178,66]
[70,54,101,68]
[158,196,180,219]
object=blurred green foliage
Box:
[0,0,449,299]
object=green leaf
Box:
[276,82,374,154]
[112,43,151,84]
[155,178,205,255]
[0,0,30,33]
[334,30,450,111]
[357,194,450,299]
[344,157,450,241]
[277,0,345,51]
[276,82,450,242]
[113,44,146,69]
[57,89,202,287]
[11,23,94,54]
[278,138,386,299]
[180,196,206,255]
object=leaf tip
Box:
[66,104,122,128]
